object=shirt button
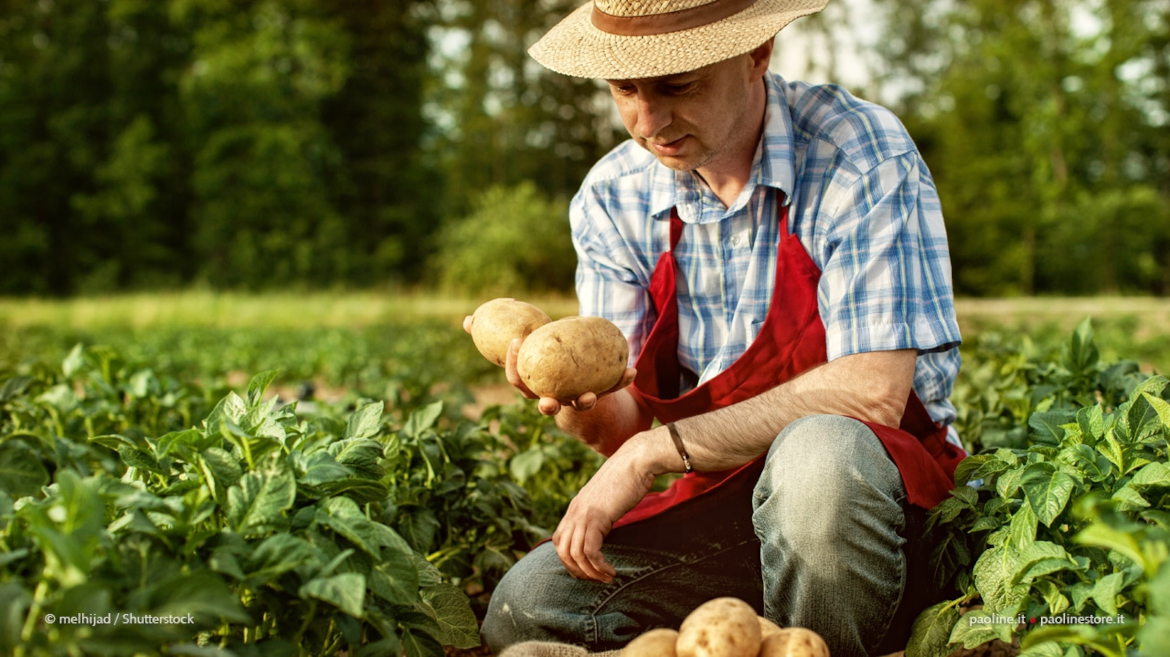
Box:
[730,235,741,246]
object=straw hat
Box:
[529,0,830,80]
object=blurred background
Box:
[0,0,1167,299]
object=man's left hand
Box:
[551,444,657,583]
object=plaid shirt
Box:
[570,72,963,439]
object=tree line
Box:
[0,0,1167,296]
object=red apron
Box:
[612,201,966,530]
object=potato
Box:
[758,616,784,640]
[757,628,830,657]
[468,298,551,367]
[620,628,679,657]
[516,316,629,400]
[676,597,761,657]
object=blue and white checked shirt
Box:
[570,72,963,441]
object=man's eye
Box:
[664,83,693,94]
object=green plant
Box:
[430,182,577,296]
[909,322,1170,657]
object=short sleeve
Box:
[571,187,656,365]
[815,152,962,362]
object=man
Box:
[475,1,968,655]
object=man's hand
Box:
[462,315,635,416]
[551,440,658,582]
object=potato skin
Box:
[676,597,762,657]
[516,316,629,400]
[758,616,784,640]
[620,628,679,657]
[468,298,551,367]
[757,628,830,657]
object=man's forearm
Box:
[555,387,654,456]
[630,349,918,474]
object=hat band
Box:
[591,0,757,37]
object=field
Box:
[1,293,1168,657]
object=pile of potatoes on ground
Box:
[467,298,629,399]
[622,598,830,657]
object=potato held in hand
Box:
[468,298,552,367]
[516,316,629,400]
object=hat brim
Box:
[529,0,829,80]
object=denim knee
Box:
[752,415,906,563]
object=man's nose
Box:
[634,94,671,140]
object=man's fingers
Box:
[553,523,587,580]
[505,339,539,399]
[583,528,615,581]
[571,392,598,412]
[538,397,562,415]
[568,523,609,583]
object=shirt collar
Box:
[647,72,797,219]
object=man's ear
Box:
[748,39,775,80]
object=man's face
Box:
[605,53,759,173]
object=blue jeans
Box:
[481,415,936,657]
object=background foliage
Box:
[1,0,1166,296]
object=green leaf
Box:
[1077,405,1105,442]
[226,465,296,537]
[1074,524,1146,574]
[329,439,385,480]
[1021,463,1077,526]
[1008,500,1038,549]
[906,600,961,657]
[949,610,1015,649]
[245,533,317,585]
[997,466,1026,500]
[369,552,421,606]
[0,442,49,497]
[1110,485,1149,510]
[119,446,165,474]
[62,343,85,377]
[247,370,281,407]
[316,496,382,557]
[156,429,210,458]
[151,570,253,625]
[90,433,138,452]
[509,446,545,484]
[1143,392,1170,434]
[1030,410,1076,445]
[1088,572,1126,616]
[1132,461,1170,488]
[1017,641,1066,657]
[345,400,385,440]
[420,582,480,649]
[402,401,443,438]
[398,505,440,553]
[0,582,30,654]
[299,573,366,618]
[293,451,353,487]
[401,629,446,657]
[200,448,243,500]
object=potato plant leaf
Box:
[226,466,296,537]
[949,610,1015,649]
[906,599,961,657]
[0,442,49,497]
[420,582,480,649]
[247,370,281,407]
[345,400,384,440]
[299,572,366,618]
[1020,463,1077,527]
